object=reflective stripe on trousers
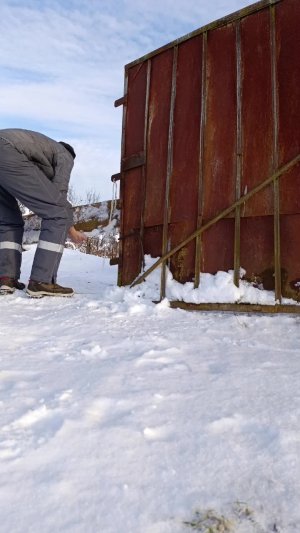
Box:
[0,241,23,279]
[0,241,22,252]
[37,240,65,254]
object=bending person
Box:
[0,128,86,297]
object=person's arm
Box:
[52,151,74,200]
[68,226,87,244]
[51,148,75,228]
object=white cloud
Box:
[0,0,253,199]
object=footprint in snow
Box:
[0,370,39,393]
[80,344,108,360]
[0,404,64,460]
[208,413,245,434]
[207,415,279,450]
[85,397,134,426]
[143,425,174,441]
[57,389,73,402]
[135,348,189,372]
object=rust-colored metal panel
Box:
[235,214,300,299]
[119,63,147,285]
[117,0,300,304]
[169,222,196,283]
[143,50,173,228]
[277,0,300,214]
[120,168,143,285]
[168,35,203,282]
[203,23,237,219]
[240,9,274,217]
[144,225,163,259]
[240,216,274,283]
[169,36,202,224]
[281,215,300,299]
[200,23,237,274]
[124,63,147,156]
[201,219,235,273]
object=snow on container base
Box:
[113,0,300,309]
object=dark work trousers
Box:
[0,138,73,283]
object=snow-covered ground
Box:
[1,246,300,533]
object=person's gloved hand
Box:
[68,226,88,245]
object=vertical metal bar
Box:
[194,32,207,289]
[118,69,129,286]
[139,60,151,270]
[270,3,281,302]
[160,46,178,300]
[234,20,242,287]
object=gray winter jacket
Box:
[0,128,74,199]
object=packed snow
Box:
[1,246,300,533]
[164,266,298,306]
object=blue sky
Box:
[0,0,253,201]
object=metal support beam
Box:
[234,20,242,287]
[270,3,281,302]
[194,32,207,289]
[117,71,129,286]
[139,59,152,271]
[160,46,178,300]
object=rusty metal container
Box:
[114,0,300,306]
